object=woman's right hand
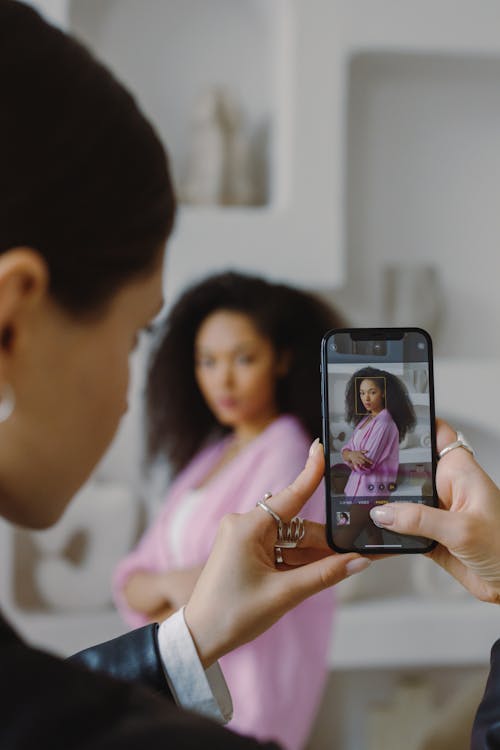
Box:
[370,419,500,604]
[184,441,371,668]
[344,449,373,470]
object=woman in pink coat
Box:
[341,367,416,500]
[113,272,344,750]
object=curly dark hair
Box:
[146,272,345,475]
[345,367,416,442]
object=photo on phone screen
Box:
[321,328,437,554]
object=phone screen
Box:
[321,328,437,553]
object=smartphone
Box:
[321,328,438,554]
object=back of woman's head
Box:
[146,271,346,474]
[0,1,175,315]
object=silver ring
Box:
[438,430,475,459]
[256,492,283,525]
[256,493,306,551]
[275,547,284,565]
[277,516,306,549]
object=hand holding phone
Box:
[369,418,500,603]
[321,328,438,554]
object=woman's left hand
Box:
[184,440,370,668]
[369,419,500,604]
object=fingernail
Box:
[370,505,394,528]
[309,437,320,457]
[346,558,371,576]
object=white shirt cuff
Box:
[157,607,233,724]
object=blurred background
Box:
[5,1,500,748]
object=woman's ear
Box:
[0,248,49,356]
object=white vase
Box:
[382,264,441,335]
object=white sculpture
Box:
[179,86,255,206]
[382,264,442,336]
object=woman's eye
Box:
[196,357,215,368]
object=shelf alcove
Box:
[339,51,500,357]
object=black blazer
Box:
[0,611,279,749]
[72,629,500,750]
[472,639,500,749]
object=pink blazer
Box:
[343,409,399,497]
[113,415,335,750]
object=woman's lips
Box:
[217,397,239,410]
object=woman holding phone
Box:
[2,3,500,749]
[0,4,368,748]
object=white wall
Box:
[66,0,500,358]
[335,52,500,357]
[69,0,279,198]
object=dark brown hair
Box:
[146,271,346,476]
[0,1,175,315]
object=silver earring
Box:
[0,383,15,423]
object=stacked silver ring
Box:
[256,492,306,566]
[276,515,305,548]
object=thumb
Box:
[266,438,325,521]
[369,501,469,550]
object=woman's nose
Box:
[218,363,234,386]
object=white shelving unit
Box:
[63,0,347,301]
[331,596,500,671]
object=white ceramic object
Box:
[179,87,227,206]
[382,264,442,335]
[31,481,139,611]
[179,87,255,207]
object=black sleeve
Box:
[2,633,282,750]
[69,623,173,700]
[1,612,282,748]
[471,639,500,748]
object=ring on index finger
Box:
[438,430,475,459]
[256,492,283,525]
[256,492,306,550]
